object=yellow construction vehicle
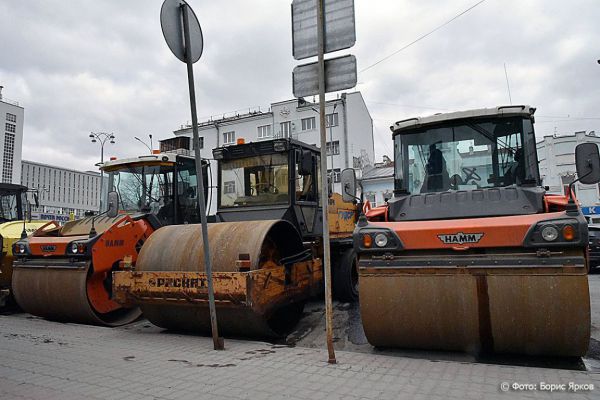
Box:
[112,138,360,338]
[11,151,208,326]
[350,105,598,357]
[0,184,46,308]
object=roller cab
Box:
[0,183,46,308]
[12,151,207,326]
[354,105,599,357]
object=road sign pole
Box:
[317,0,337,365]
[181,3,223,351]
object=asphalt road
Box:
[287,273,600,372]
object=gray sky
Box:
[1,0,599,171]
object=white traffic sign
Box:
[160,0,204,63]
[292,0,355,60]
[293,54,357,98]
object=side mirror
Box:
[340,168,357,203]
[299,150,313,176]
[106,191,119,218]
[575,143,600,184]
[26,191,39,208]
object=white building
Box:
[172,92,374,214]
[537,130,600,209]
[21,160,102,217]
[0,87,24,184]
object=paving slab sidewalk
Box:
[0,315,598,400]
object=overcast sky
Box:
[1,0,599,171]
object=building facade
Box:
[361,166,394,207]
[172,92,374,214]
[537,130,600,210]
[21,160,102,217]
[0,87,24,184]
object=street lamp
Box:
[89,132,115,212]
[134,134,153,154]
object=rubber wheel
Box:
[333,248,359,303]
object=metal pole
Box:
[99,144,104,212]
[317,0,336,364]
[329,103,337,179]
[181,3,223,350]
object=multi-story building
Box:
[0,87,24,184]
[21,160,102,218]
[172,92,374,214]
[537,130,600,220]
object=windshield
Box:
[0,192,24,221]
[108,163,174,216]
[219,153,289,208]
[395,117,539,194]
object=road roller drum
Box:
[358,249,590,357]
[12,215,152,327]
[12,261,141,326]
[113,220,323,338]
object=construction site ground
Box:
[1,274,599,399]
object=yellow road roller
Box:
[0,183,46,308]
[113,138,360,338]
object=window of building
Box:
[327,168,341,183]
[326,113,338,128]
[280,121,292,138]
[5,123,16,133]
[365,193,377,207]
[191,136,204,150]
[223,180,236,194]
[326,140,340,156]
[257,125,272,139]
[301,117,316,131]
[223,131,235,145]
[6,113,16,123]
[2,133,15,183]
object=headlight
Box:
[354,227,403,252]
[374,233,388,247]
[524,217,585,248]
[68,242,86,255]
[541,225,559,242]
[18,244,26,254]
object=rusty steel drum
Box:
[359,249,590,357]
[136,220,307,338]
[12,262,142,326]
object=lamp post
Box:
[89,132,115,212]
[134,134,153,154]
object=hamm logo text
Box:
[437,232,484,245]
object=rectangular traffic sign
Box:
[292,54,357,98]
[292,0,355,60]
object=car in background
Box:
[588,224,600,273]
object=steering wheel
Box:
[251,183,279,194]
[461,167,481,184]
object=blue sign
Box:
[581,206,599,215]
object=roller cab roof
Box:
[391,105,536,136]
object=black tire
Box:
[333,248,359,303]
